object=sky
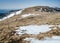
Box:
[0,0,60,9]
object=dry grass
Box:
[0,10,60,43]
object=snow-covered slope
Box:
[24,37,60,43]
[0,10,23,21]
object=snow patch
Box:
[45,36,60,40]
[16,25,52,35]
[52,36,60,39]
[24,37,60,43]
[15,10,23,15]
[58,25,60,28]
[21,14,39,18]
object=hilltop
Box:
[0,6,60,43]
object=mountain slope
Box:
[0,6,60,43]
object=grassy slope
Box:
[0,6,60,43]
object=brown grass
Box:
[0,11,60,43]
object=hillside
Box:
[0,6,60,43]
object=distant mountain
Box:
[0,9,10,13]
[9,9,21,13]
[0,9,21,19]
[0,13,8,19]
[0,9,10,19]
[54,7,60,12]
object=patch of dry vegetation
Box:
[0,25,60,43]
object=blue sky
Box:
[0,0,60,9]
